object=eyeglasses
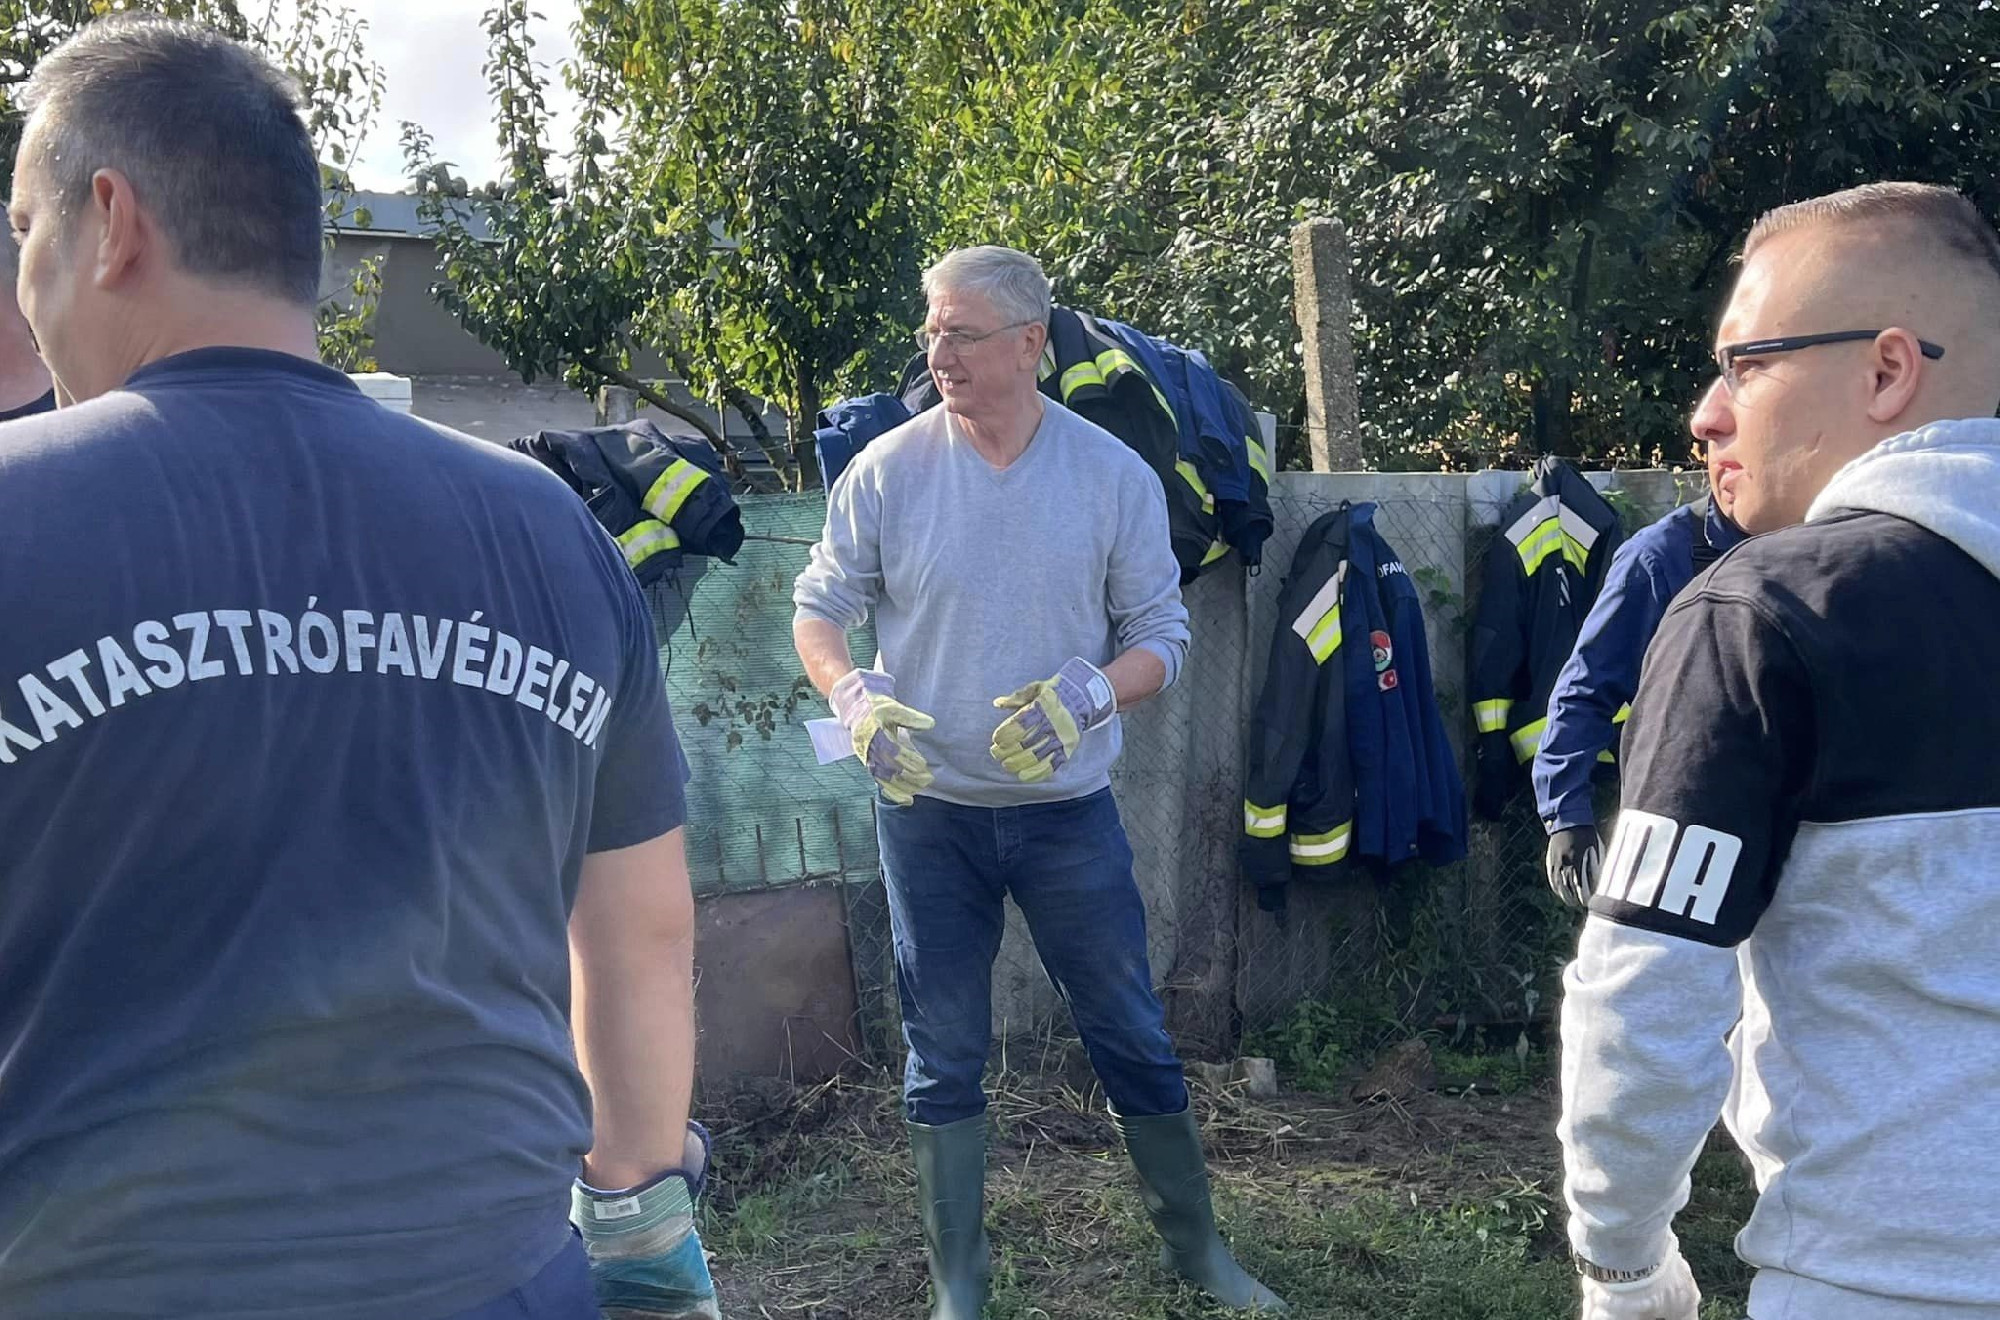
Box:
[1714,329,1945,397]
[914,320,1034,354]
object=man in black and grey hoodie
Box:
[1559,181,2000,1320]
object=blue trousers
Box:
[444,1231,596,1320]
[875,788,1188,1126]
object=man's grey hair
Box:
[1744,181,2000,287]
[922,246,1052,329]
[18,14,324,305]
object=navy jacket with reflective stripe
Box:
[1241,502,1465,912]
[1467,457,1624,820]
[1533,495,1746,831]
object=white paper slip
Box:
[806,718,855,765]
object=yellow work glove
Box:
[830,668,936,806]
[989,657,1117,783]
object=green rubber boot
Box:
[907,1114,991,1320]
[1114,1105,1288,1312]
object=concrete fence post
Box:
[1290,218,1363,472]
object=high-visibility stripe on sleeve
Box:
[1174,459,1216,513]
[1244,801,1287,838]
[1597,749,1618,764]
[1060,359,1106,399]
[1473,698,1512,733]
[616,518,681,570]
[1247,436,1273,485]
[1612,703,1631,725]
[1201,538,1231,566]
[1510,715,1548,763]
[642,458,709,524]
[1290,822,1352,866]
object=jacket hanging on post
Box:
[1240,502,1466,912]
[509,419,745,590]
[1467,457,1623,820]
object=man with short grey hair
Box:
[0,202,54,419]
[0,17,714,1319]
[1559,181,2000,1319]
[794,244,1285,1316]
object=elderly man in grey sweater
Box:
[793,246,1284,1317]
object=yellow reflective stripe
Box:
[1244,801,1287,838]
[1290,821,1352,866]
[1247,436,1273,484]
[1517,515,1592,575]
[1510,715,1548,763]
[616,518,681,568]
[1516,517,1563,574]
[1597,749,1618,764]
[1201,538,1230,565]
[1060,359,1106,399]
[642,458,709,523]
[1473,698,1512,733]
[1174,458,1212,504]
[1306,608,1343,664]
[1101,347,1174,421]
[1612,703,1632,725]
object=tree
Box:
[921,0,2000,470]
[0,0,387,369]
[403,0,734,461]
[575,0,930,485]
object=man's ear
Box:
[89,168,147,291]
[1020,321,1048,370]
[1865,327,1927,425]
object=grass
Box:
[699,1041,1757,1318]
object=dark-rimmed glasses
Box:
[1715,330,1944,396]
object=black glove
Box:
[1544,824,1601,909]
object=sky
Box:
[330,0,583,192]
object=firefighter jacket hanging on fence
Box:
[1240,502,1467,913]
[1467,456,1623,820]
[508,419,745,588]
[1096,318,1276,569]
[898,305,1232,583]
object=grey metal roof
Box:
[325,190,492,241]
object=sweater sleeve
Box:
[1108,453,1191,688]
[792,462,883,633]
[1560,587,1814,1269]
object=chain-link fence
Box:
[650,471,1704,1083]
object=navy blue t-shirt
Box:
[0,349,686,1317]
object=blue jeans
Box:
[875,788,1188,1126]
[444,1231,597,1319]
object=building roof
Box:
[325,190,493,242]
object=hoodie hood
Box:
[1807,418,2000,583]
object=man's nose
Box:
[1689,377,1734,449]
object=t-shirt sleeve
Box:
[586,575,688,853]
[1588,590,1814,946]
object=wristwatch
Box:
[1572,1252,1661,1284]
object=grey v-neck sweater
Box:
[793,399,1189,807]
